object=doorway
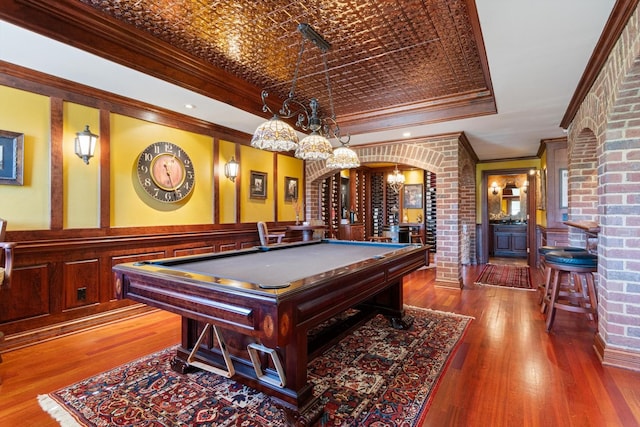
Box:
[480,169,537,267]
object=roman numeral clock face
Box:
[137,142,195,203]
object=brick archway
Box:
[304,133,477,287]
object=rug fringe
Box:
[404,305,476,320]
[38,394,83,427]
[474,282,536,291]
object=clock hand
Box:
[163,161,177,198]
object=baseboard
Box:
[434,279,463,289]
[594,333,640,372]
[1,304,156,353]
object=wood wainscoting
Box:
[0,225,287,352]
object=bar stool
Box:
[543,250,598,332]
[538,246,585,313]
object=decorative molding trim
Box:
[594,333,640,372]
[1,304,154,352]
[561,0,640,128]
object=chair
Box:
[257,221,285,246]
[310,219,326,240]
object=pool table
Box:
[113,239,429,423]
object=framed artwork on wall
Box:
[250,170,267,199]
[0,130,24,186]
[403,184,423,209]
[285,176,298,202]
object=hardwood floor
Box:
[1,262,638,426]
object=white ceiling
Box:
[0,0,615,161]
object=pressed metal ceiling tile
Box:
[79,0,493,130]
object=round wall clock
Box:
[137,141,195,203]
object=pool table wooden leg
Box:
[389,314,414,330]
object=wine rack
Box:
[319,168,435,249]
[425,170,437,250]
[385,182,400,225]
[370,173,385,237]
[320,174,341,239]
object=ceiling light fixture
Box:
[387,165,405,193]
[251,23,354,164]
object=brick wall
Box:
[568,5,640,370]
[305,133,477,287]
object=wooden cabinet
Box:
[491,224,527,257]
[340,223,365,241]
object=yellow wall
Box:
[0,86,51,230]
[476,158,541,224]
[219,140,237,224]
[0,83,309,231]
[63,102,100,229]
[277,153,304,222]
[239,145,274,222]
[110,114,214,227]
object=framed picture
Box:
[403,184,423,209]
[0,130,24,186]
[285,176,298,202]
[250,170,267,199]
[559,168,568,208]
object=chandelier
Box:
[387,165,405,193]
[251,23,357,165]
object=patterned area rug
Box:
[39,307,472,427]
[474,263,533,290]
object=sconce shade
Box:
[224,156,239,182]
[295,132,333,160]
[75,125,98,165]
[250,116,299,152]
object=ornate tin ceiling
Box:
[74,0,494,133]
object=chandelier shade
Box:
[250,116,299,152]
[326,145,360,169]
[295,132,333,160]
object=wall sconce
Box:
[522,179,529,193]
[224,156,239,182]
[75,125,98,165]
[491,182,499,195]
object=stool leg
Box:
[585,272,598,327]
[540,265,552,312]
[545,269,561,332]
